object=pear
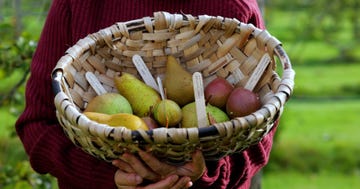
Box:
[164,55,194,106]
[114,73,161,117]
[181,102,229,128]
[153,99,182,127]
[84,93,132,114]
[84,112,149,130]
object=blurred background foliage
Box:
[0,0,359,188]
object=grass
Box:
[280,99,360,143]
[267,98,360,173]
[292,63,360,97]
[263,171,360,189]
[262,98,360,188]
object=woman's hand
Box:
[114,169,192,189]
[112,150,205,188]
[137,150,205,182]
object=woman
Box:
[16,0,276,188]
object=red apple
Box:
[204,77,234,109]
[226,87,261,118]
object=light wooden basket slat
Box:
[52,12,295,164]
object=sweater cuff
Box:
[193,154,247,188]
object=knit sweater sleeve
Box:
[15,0,117,188]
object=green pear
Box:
[84,93,132,114]
[164,55,194,106]
[114,73,161,117]
[181,102,229,128]
[153,99,182,127]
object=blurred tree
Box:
[1,2,54,188]
[13,0,22,37]
[0,0,50,108]
[304,0,359,61]
[267,0,360,62]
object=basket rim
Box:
[51,12,295,145]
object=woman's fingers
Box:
[138,150,175,176]
[114,150,204,188]
[139,149,205,182]
[114,169,142,188]
[188,150,206,181]
[112,159,135,173]
[170,176,193,189]
[120,152,160,181]
[142,175,192,189]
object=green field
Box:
[263,171,360,189]
[268,98,360,171]
[293,64,360,97]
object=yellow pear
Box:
[83,112,149,130]
[164,55,194,106]
[114,72,161,117]
[84,93,132,114]
[152,99,182,127]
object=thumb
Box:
[190,150,206,181]
[114,169,143,186]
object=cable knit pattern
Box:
[15,0,274,188]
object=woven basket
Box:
[52,12,295,164]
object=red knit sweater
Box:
[16,0,276,188]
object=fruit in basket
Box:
[226,87,261,118]
[204,77,234,109]
[181,102,229,128]
[206,104,230,124]
[141,116,159,130]
[164,55,194,106]
[84,93,132,114]
[114,73,161,117]
[153,99,182,127]
[83,112,149,130]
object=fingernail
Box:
[111,160,118,166]
[170,175,179,182]
[187,181,193,188]
[135,175,143,184]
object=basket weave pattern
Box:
[52,12,295,163]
